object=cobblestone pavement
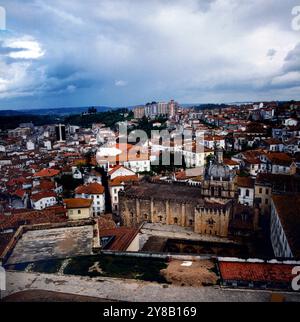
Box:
[2,271,300,302]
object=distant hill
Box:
[0,106,112,117]
[0,110,26,116]
[19,106,112,116]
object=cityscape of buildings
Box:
[1,0,300,306]
[0,99,300,302]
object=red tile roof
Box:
[110,175,139,187]
[108,165,135,175]
[99,227,139,251]
[97,216,116,230]
[266,152,293,166]
[224,159,239,166]
[263,138,282,145]
[75,183,105,195]
[219,261,295,284]
[31,191,57,202]
[0,207,67,231]
[34,168,60,178]
[64,198,93,209]
[38,180,56,191]
[13,189,26,199]
[237,176,255,188]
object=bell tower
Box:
[216,148,223,164]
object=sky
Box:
[0,0,300,109]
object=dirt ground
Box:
[160,259,218,287]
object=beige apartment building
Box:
[64,198,93,220]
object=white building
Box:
[72,167,83,180]
[108,165,136,180]
[109,175,139,212]
[44,140,52,150]
[123,159,151,173]
[26,140,35,151]
[84,169,102,184]
[237,177,255,207]
[75,182,105,216]
[31,192,57,210]
[270,195,299,258]
[283,118,298,127]
[181,150,205,169]
[96,144,151,173]
[204,136,225,150]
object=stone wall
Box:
[120,192,231,238]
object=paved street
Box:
[2,271,300,302]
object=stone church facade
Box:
[119,148,237,238]
[119,182,233,238]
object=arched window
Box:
[174,217,178,224]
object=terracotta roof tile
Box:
[219,261,295,283]
[31,192,57,202]
[33,168,60,178]
[0,207,67,231]
[110,175,139,187]
[237,176,255,188]
[75,183,105,195]
[64,198,93,209]
[99,227,139,251]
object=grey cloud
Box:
[267,49,277,59]
[283,42,300,73]
[0,0,300,108]
[0,41,30,57]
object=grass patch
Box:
[5,254,169,284]
[64,254,168,283]
[32,259,64,274]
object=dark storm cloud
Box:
[283,42,300,73]
[0,0,300,108]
